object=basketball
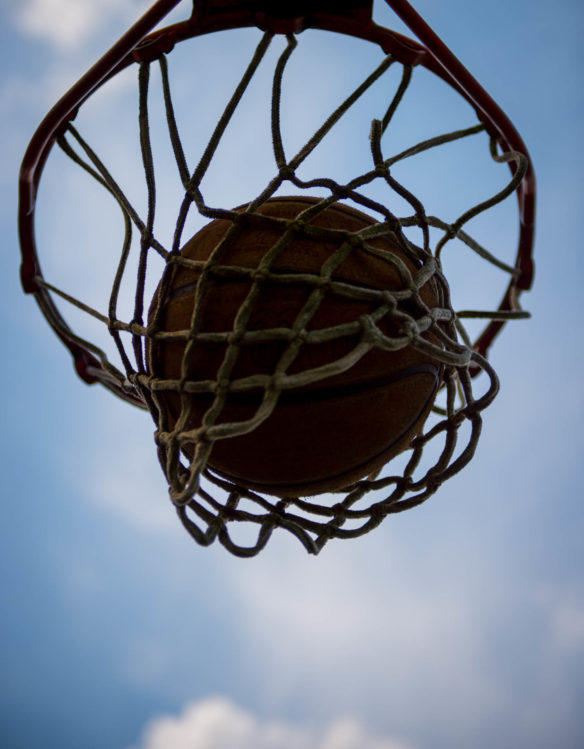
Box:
[147,196,442,497]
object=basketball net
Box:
[19,1,535,555]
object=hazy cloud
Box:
[16,0,118,49]
[535,585,584,652]
[14,0,152,50]
[72,399,176,536]
[131,697,414,749]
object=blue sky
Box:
[1,1,583,748]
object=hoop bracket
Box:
[191,1,373,34]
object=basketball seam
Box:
[179,363,440,406]
[209,374,440,492]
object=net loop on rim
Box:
[19,3,535,555]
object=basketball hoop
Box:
[19,0,535,555]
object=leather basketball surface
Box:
[148,196,442,496]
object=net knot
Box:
[331,502,347,519]
[315,276,331,290]
[278,165,295,180]
[252,267,270,282]
[216,378,232,394]
[193,428,211,446]
[347,233,366,249]
[359,313,380,343]
[294,328,308,344]
[227,329,246,346]
[289,217,306,234]
[380,290,399,310]
[399,318,419,339]
[267,374,285,392]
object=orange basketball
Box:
[147,196,441,496]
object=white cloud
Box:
[14,0,189,52]
[535,586,584,652]
[74,399,177,535]
[131,697,414,749]
[220,538,501,723]
[552,602,584,651]
[15,0,123,50]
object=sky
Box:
[1,1,583,748]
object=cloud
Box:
[15,0,121,49]
[551,601,584,651]
[220,538,500,717]
[535,585,584,653]
[70,397,176,536]
[14,0,165,51]
[131,697,414,749]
